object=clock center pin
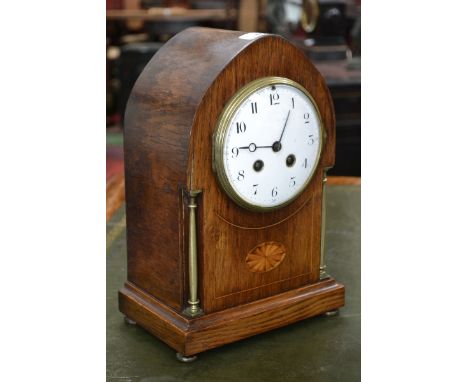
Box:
[272,141,282,152]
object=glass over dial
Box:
[214,77,323,211]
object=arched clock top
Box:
[124,27,334,196]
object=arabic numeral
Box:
[289,177,296,187]
[236,122,246,133]
[270,93,280,105]
[231,147,239,158]
[302,158,308,168]
[251,102,258,114]
[271,186,278,197]
[308,135,315,145]
[237,170,245,181]
[304,112,310,124]
[253,184,258,195]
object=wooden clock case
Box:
[119,27,345,357]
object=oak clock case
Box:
[119,27,345,360]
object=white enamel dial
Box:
[214,78,323,211]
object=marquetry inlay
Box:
[245,241,286,273]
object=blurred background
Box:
[106,0,361,220]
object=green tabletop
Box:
[107,185,361,382]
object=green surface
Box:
[107,185,361,382]
[107,131,124,146]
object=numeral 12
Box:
[270,93,280,105]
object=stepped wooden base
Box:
[119,278,345,356]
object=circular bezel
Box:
[212,76,324,212]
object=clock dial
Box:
[214,77,323,211]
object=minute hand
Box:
[278,110,291,143]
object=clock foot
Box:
[176,353,198,363]
[324,309,339,317]
[124,316,137,325]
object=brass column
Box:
[320,170,329,280]
[184,190,203,317]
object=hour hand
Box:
[239,143,272,152]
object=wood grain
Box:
[328,176,361,186]
[119,277,344,356]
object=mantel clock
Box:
[119,27,345,361]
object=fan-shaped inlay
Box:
[245,241,286,273]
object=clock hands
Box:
[238,110,292,153]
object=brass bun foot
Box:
[124,316,137,325]
[176,353,198,363]
[324,309,339,317]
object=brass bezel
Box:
[212,76,324,212]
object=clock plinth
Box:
[119,27,345,357]
[119,278,344,357]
